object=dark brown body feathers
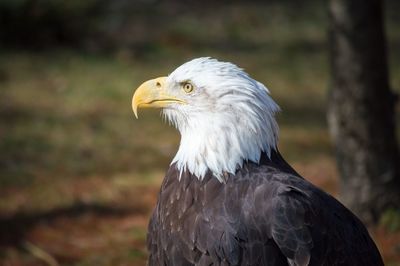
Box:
[147,151,383,266]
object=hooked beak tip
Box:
[132,101,139,119]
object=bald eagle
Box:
[132,58,383,266]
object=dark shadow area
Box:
[0,0,326,52]
[0,202,147,247]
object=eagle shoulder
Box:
[248,170,314,266]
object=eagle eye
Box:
[182,82,194,93]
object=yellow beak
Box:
[132,77,185,118]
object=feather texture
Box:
[162,58,280,180]
[147,151,383,266]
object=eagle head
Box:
[132,57,280,181]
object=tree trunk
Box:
[328,0,400,224]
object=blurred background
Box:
[0,0,399,265]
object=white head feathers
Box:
[162,57,280,182]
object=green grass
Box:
[0,52,176,182]
[0,49,331,186]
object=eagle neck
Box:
[171,112,279,182]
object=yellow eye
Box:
[182,82,194,93]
